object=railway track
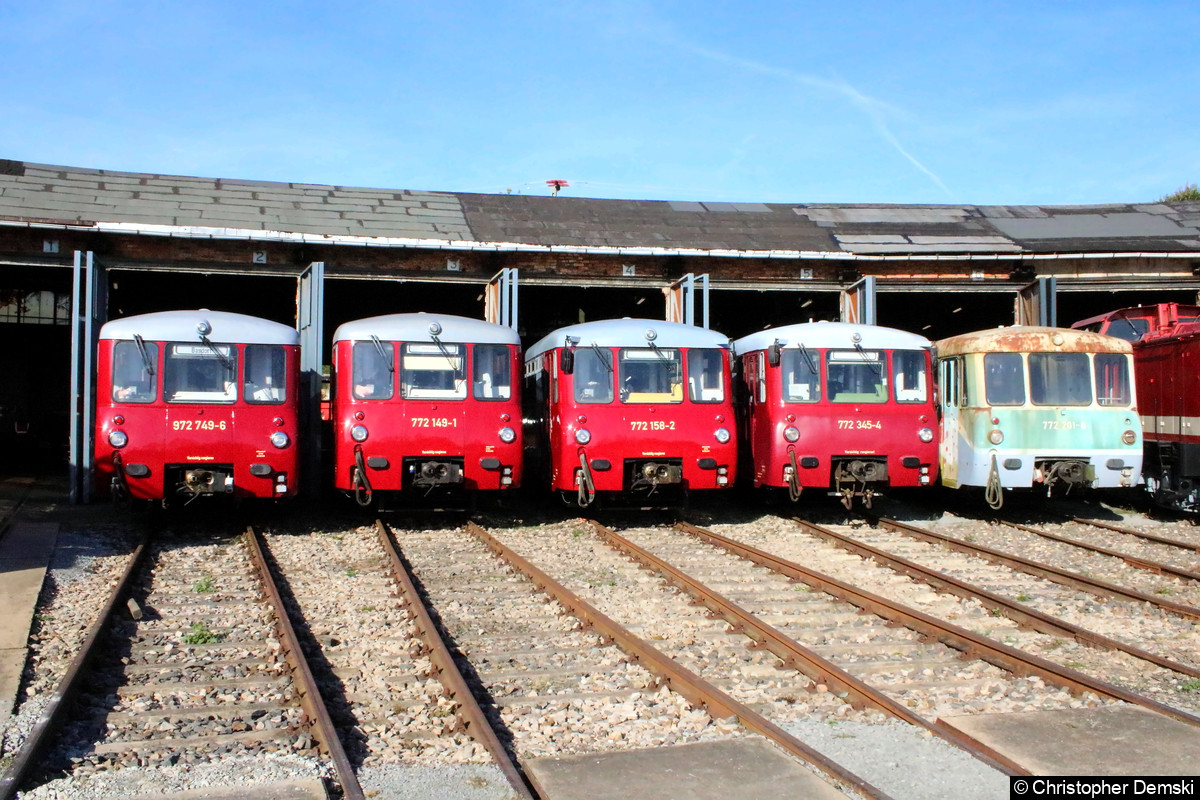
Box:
[717,511,1199,718]
[385,517,889,799]
[0,526,357,800]
[260,522,532,797]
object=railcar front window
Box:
[892,350,929,404]
[1094,353,1131,407]
[781,350,820,403]
[1104,317,1149,342]
[620,348,683,404]
[687,349,725,403]
[473,344,513,400]
[1029,353,1091,406]
[984,353,1025,406]
[353,341,394,400]
[244,345,287,404]
[112,340,158,403]
[827,350,886,403]
[574,348,613,403]
[402,343,466,400]
[164,344,237,403]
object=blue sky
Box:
[3,1,1197,205]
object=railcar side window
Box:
[574,348,613,403]
[1029,353,1091,406]
[983,353,1025,406]
[112,340,158,403]
[827,350,886,403]
[780,350,820,403]
[686,349,725,403]
[353,341,394,400]
[402,343,466,400]
[164,343,237,403]
[244,345,287,404]
[1094,353,1131,406]
[473,344,513,400]
[619,348,683,404]
[892,350,928,403]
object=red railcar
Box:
[331,314,522,505]
[94,310,301,504]
[734,322,937,508]
[523,319,737,507]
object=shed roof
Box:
[3,159,1200,258]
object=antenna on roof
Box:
[546,179,569,197]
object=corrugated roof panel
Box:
[798,207,971,224]
[989,212,1198,240]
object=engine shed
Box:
[1,158,1198,495]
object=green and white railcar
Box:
[935,326,1142,508]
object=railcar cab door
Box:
[937,355,963,487]
[398,341,469,487]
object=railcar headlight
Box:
[108,430,128,448]
[498,426,516,443]
[918,427,934,443]
[714,427,731,444]
[269,431,290,449]
[1122,429,1137,445]
[783,426,800,443]
[351,424,369,442]
[575,428,591,445]
[988,429,1004,445]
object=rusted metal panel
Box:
[935,326,1132,356]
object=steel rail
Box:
[590,520,1027,775]
[678,520,1200,728]
[997,519,1200,583]
[245,527,365,800]
[788,517,1200,681]
[374,521,535,800]
[462,521,893,800]
[1068,516,1200,554]
[873,516,1200,622]
[0,531,150,800]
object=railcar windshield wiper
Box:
[199,335,235,373]
[370,335,395,373]
[427,333,462,370]
[854,343,883,376]
[798,342,817,375]
[590,342,613,373]
[133,334,155,376]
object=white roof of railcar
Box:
[734,321,930,355]
[332,313,520,345]
[526,318,731,361]
[99,310,299,344]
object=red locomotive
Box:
[330,313,522,505]
[734,322,937,508]
[1072,302,1200,342]
[1130,320,1200,510]
[95,310,301,505]
[1074,303,1200,511]
[523,318,737,507]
